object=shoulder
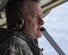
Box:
[0,31,33,55]
[0,28,33,55]
[9,34,33,55]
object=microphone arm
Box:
[40,28,65,55]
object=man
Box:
[0,0,44,55]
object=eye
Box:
[32,14,37,18]
[34,15,38,18]
[30,12,37,18]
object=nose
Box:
[39,18,44,25]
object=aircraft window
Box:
[38,2,68,55]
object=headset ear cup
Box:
[18,17,24,30]
[16,11,24,30]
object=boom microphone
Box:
[41,27,65,55]
[40,27,46,31]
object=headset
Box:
[16,11,24,30]
[5,0,25,31]
[12,11,24,31]
[6,10,24,31]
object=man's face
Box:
[21,1,44,39]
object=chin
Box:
[35,33,42,38]
[34,30,42,39]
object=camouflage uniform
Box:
[0,29,43,55]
